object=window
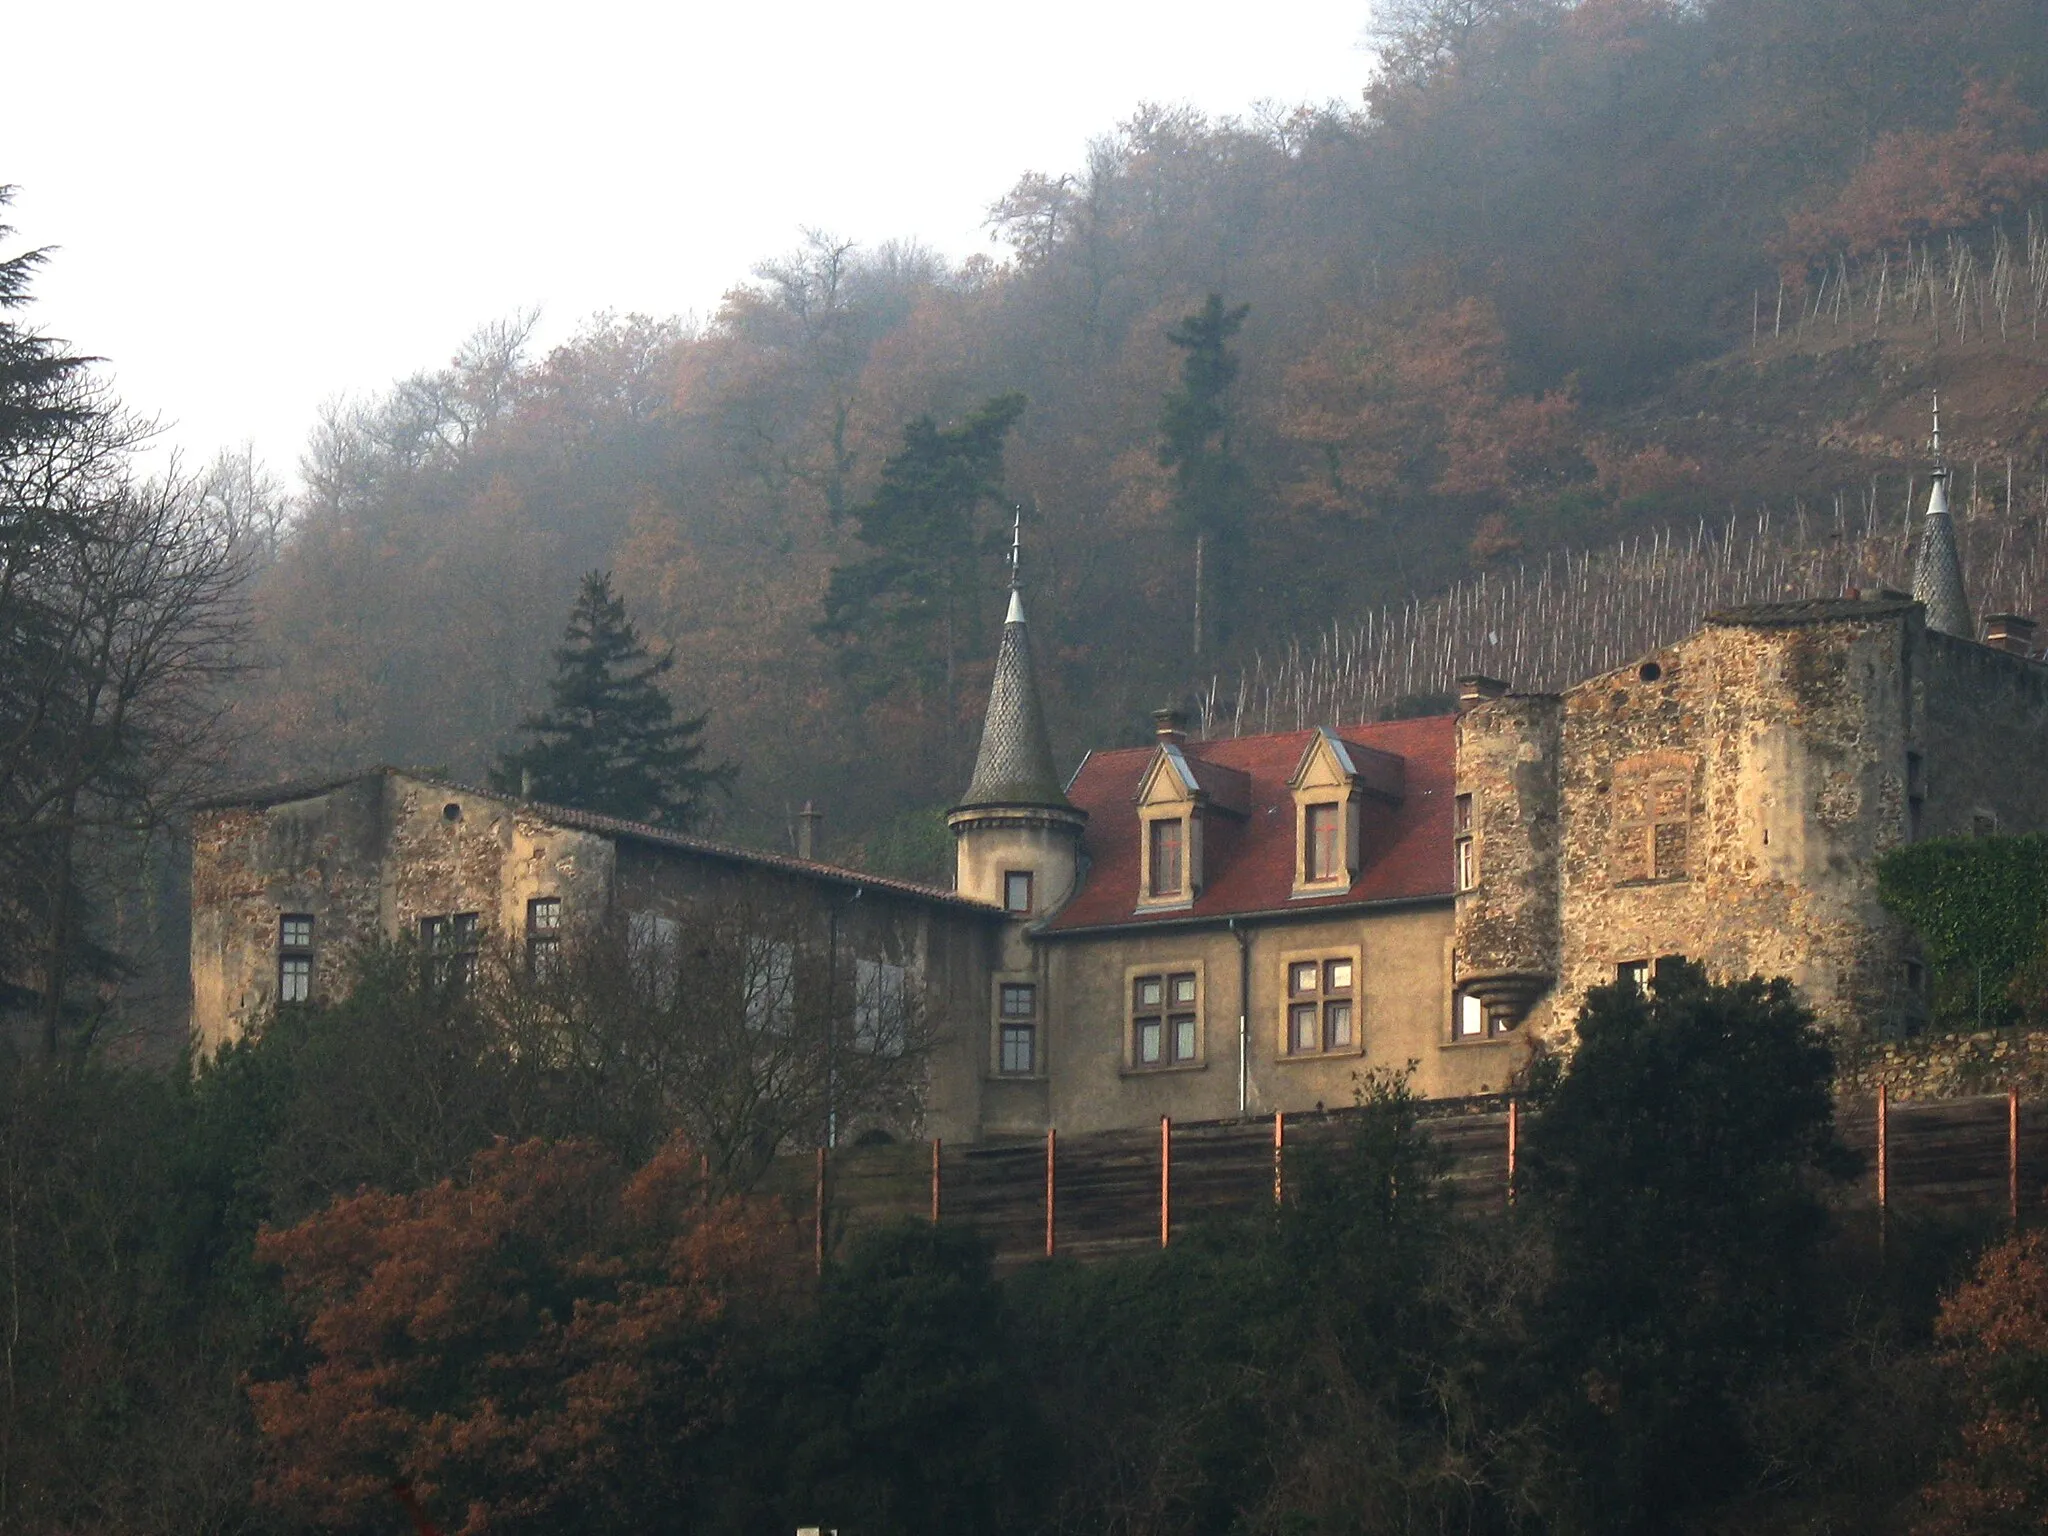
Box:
[999,982,1037,1074]
[1973,810,1999,838]
[1148,819,1184,898]
[526,896,561,977]
[1454,793,1475,890]
[1284,955,1357,1055]
[1003,870,1034,914]
[421,912,481,988]
[1131,970,1198,1068]
[279,913,314,1003]
[1303,802,1342,882]
[1456,991,1487,1039]
[744,938,796,1033]
[1616,958,1651,994]
[1907,751,1926,840]
[856,958,909,1056]
[1611,754,1695,883]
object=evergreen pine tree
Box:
[491,572,734,827]
[1160,294,1250,660]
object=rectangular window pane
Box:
[1290,1002,1319,1053]
[528,897,561,932]
[1173,1014,1197,1062]
[1137,976,1163,1008]
[1138,1019,1163,1064]
[529,935,561,980]
[1325,999,1353,1049]
[280,955,312,1002]
[1290,961,1318,996]
[1170,973,1197,1005]
[1000,983,1036,1018]
[1326,959,1352,992]
[281,914,313,949]
[1001,1024,1035,1074]
[1455,793,1472,834]
[452,912,480,943]
[1149,820,1183,895]
[1458,993,1486,1037]
[1306,802,1340,879]
[1004,870,1033,913]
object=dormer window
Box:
[1149,819,1184,898]
[1304,803,1342,882]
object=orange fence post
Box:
[1507,1098,1520,1208]
[1876,1083,1889,1216]
[813,1146,827,1278]
[1160,1116,1172,1248]
[1044,1128,1057,1260]
[1273,1111,1286,1206]
[931,1137,942,1225]
[2011,1090,2022,1229]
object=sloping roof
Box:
[1044,714,1457,934]
[1706,596,1921,628]
[198,766,998,915]
[956,590,1071,811]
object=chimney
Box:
[1455,675,1509,712]
[1152,706,1190,747]
[796,801,822,861]
[1983,613,2038,656]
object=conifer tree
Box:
[491,572,734,828]
[1160,293,1250,659]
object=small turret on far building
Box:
[1912,393,1973,639]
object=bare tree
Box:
[484,898,931,1188]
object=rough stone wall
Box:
[1552,608,1922,1040]
[1454,695,1563,985]
[1837,1028,2048,1100]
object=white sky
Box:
[9,2,1374,485]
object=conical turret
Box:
[949,510,1085,914]
[1912,394,1973,639]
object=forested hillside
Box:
[232,0,2048,870]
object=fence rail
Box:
[782,1091,2041,1271]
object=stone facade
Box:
[189,769,1000,1141]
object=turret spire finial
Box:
[1009,504,1022,591]
[1931,391,1945,472]
[1913,391,1971,637]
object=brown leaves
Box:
[249,1135,796,1535]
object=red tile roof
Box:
[1044,715,1458,933]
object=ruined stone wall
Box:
[1837,1028,2048,1100]
[1552,606,1921,1040]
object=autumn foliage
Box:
[249,1136,796,1536]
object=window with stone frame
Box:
[1003,869,1034,914]
[526,896,562,978]
[1283,954,1358,1055]
[1148,819,1185,898]
[1304,801,1343,882]
[998,982,1038,1074]
[279,913,315,1003]
[1130,970,1199,1068]
[1611,754,1696,884]
[1454,793,1475,890]
[421,912,481,988]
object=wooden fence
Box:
[779,1091,2042,1271]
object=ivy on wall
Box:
[1877,835,2048,1029]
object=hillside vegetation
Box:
[231,0,2048,866]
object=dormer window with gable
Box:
[1287,728,1402,899]
[1148,819,1184,898]
[1132,734,1247,910]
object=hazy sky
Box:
[9,2,1371,480]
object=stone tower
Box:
[948,518,1086,915]
[1913,395,1972,639]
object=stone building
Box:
[192,427,2048,1141]
[188,768,1003,1143]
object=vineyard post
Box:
[931,1137,942,1225]
[1507,1098,1520,1208]
[1877,1083,1890,1257]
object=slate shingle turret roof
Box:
[955,588,1071,811]
[1913,470,1973,639]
